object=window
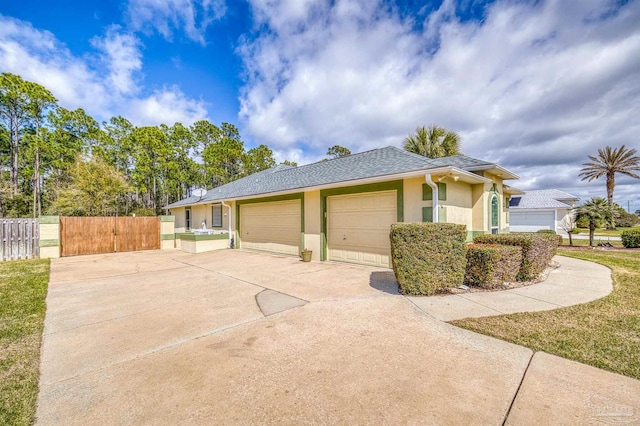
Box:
[185,208,191,230]
[490,195,499,234]
[212,204,222,227]
[422,182,447,201]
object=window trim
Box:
[212,204,223,228]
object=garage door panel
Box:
[327,190,396,268]
[510,211,555,232]
[240,200,301,256]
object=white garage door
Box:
[510,211,555,232]
[327,190,396,268]
[240,200,301,256]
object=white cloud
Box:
[126,0,226,45]
[91,26,143,96]
[0,15,208,126]
[0,16,110,113]
[238,0,640,202]
[127,87,208,126]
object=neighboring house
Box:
[509,189,580,234]
[165,146,521,267]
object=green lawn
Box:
[575,227,637,237]
[0,259,50,426]
[451,249,640,379]
[562,238,623,248]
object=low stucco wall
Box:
[180,238,229,254]
[39,216,60,259]
[160,216,175,250]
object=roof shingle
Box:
[166,146,513,208]
[509,189,579,209]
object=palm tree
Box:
[404,125,461,159]
[574,198,610,246]
[579,145,640,229]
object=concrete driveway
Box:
[36,250,640,425]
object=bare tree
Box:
[558,215,577,246]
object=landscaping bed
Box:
[451,259,560,294]
[560,244,640,252]
[452,249,640,380]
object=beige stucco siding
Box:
[440,181,473,230]
[188,205,206,230]
[403,177,426,223]
[171,201,235,234]
[304,191,321,261]
[469,175,511,234]
[404,177,474,230]
[170,207,187,232]
[472,183,489,232]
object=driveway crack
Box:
[502,352,534,425]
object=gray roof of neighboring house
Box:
[429,155,494,168]
[509,189,580,210]
[166,146,512,208]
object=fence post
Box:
[39,216,61,259]
[160,216,175,249]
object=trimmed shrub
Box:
[621,229,640,248]
[390,223,467,296]
[473,233,559,281]
[537,229,556,234]
[617,211,640,227]
[464,244,522,289]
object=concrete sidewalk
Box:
[35,250,639,425]
[409,256,612,321]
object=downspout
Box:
[221,200,233,248]
[425,174,439,223]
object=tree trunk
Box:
[589,221,596,247]
[568,232,573,246]
[153,175,157,214]
[32,149,39,218]
[10,115,19,194]
[606,172,615,229]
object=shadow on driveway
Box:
[369,270,399,294]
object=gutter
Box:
[425,174,438,223]
[220,200,233,248]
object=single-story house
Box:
[165,146,521,268]
[509,189,579,234]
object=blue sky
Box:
[1,0,639,209]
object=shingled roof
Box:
[509,189,579,209]
[166,146,513,208]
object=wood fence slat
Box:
[60,216,160,257]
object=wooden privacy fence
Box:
[60,216,160,257]
[0,218,40,261]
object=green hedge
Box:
[473,233,559,281]
[536,229,556,234]
[390,223,467,295]
[464,244,522,289]
[621,229,640,248]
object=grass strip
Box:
[0,259,50,426]
[562,238,623,247]
[451,250,640,379]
